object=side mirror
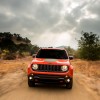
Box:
[32,54,36,58]
[69,56,73,60]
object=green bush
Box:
[0,50,16,60]
[78,32,100,60]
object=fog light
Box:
[29,76,32,80]
[65,75,68,78]
[67,79,70,82]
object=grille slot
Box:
[38,64,61,72]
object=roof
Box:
[40,47,65,50]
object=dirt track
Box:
[0,58,100,100]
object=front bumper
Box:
[28,74,72,84]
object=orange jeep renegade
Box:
[27,48,73,89]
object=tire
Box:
[28,79,35,87]
[65,78,73,89]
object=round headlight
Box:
[32,64,38,70]
[61,65,68,71]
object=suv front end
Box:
[27,48,73,89]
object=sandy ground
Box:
[0,57,100,100]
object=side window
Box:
[36,49,41,58]
[63,50,68,59]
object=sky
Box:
[0,0,100,49]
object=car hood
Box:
[32,58,70,65]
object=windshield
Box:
[36,49,68,59]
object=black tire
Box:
[28,79,35,87]
[65,78,73,89]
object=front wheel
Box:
[65,78,73,89]
[28,79,35,87]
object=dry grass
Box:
[72,59,100,78]
[0,57,32,77]
[71,59,100,96]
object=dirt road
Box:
[0,72,99,100]
[0,58,100,100]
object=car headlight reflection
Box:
[61,65,68,71]
[32,64,38,70]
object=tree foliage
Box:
[0,32,41,59]
[78,31,100,60]
[0,32,34,59]
[30,45,40,55]
[65,46,76,56]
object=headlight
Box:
[32,64,38,70]
[61,65,68,71]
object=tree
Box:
[0,32,32,55]
[78,31,100,60]
[0,38,17,52]
[30,45,40,55]
[65,46,76,56]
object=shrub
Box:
[78,32,100,60]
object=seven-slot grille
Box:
[37,64,62,72]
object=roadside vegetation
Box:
[0,32,39,60]
[0,31,100,60]
[78,31,100,60]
